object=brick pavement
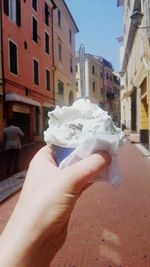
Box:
[0,141,150,267]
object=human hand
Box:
[0,146,111,267]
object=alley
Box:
[0,141,150,267]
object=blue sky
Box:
[65,0,123,71]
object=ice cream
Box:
[44,98,124,187]
[44,98,124,148]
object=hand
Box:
[0,146,111,267]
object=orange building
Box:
[0,0,56,143]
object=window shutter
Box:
[9,41,18,75]
[33,17,38,43]
[148,0,150,38]
[4,0,9,16]
[16,0,21,26]
[33,60,39,85]
[45,3,49,26]
[45,33,49,54]
[46,70,50,91]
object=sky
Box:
[65,0,123,71]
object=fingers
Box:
[64,151,111,189]
[32,145,57,167]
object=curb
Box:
[0,170,27,203]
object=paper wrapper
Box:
[51,134,121,189]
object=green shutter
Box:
[16,0,21,26]
[4,0,9,16]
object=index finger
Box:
[33,145,57,167]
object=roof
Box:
[62,0,79,32]
[117,0,124,7]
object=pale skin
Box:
[0,146,111,267]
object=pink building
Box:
[1,0,56,143]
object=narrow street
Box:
[0,141,150,267]
[0,142,44,181]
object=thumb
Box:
[63,151,111,190]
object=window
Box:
[69,29,72,44]
[101,88,103,95]
[4,0,21,26]
[32,0,37,11]
[92,65,95,74]
[58,43,62,61]
[92,81,95,92]
[32,16,38,43]
[58,80,64,95]
[76,64,78,72]
[45,32,49,54]
[35,107,40,135]
[25,88,30,96]
[9,0,16,22]
[45,2,49,26]
[33,59,39,85]
[70,56,73,73]
[9,40,18,75]
[58,9,61,27]
[100,72,103,78]
[46,69,50,91]
[76,81,78,91]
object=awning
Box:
[43,102,54,108]
[5,93,41,107]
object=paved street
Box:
[0,142,44,181]
[0,142,44,202]
[0,141,150,266]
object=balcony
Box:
[106,91,115,100]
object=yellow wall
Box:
[55,70,76,106]
[140,97,148,129]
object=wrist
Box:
[0,204,55,267]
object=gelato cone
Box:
[44,98,125,187]
[52,145,74,166]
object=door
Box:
[13,112,30,144]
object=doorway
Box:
[13,112,30,144]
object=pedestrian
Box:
[3,118,24,175]
[0,146,111,267]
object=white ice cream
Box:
[44,98,124,148]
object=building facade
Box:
[0,1,3,140]
[76,53,120,124]
[76,54,104,106]
[118,0,150,149]
[112,72,121,125]
[0,0,78,144]
[0,0,57,143]
[53,0,79,107]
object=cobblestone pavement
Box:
[0,141,150,267]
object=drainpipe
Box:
[0,0,6,119]
[51,0,57,107]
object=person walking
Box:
[3,119,24,175]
